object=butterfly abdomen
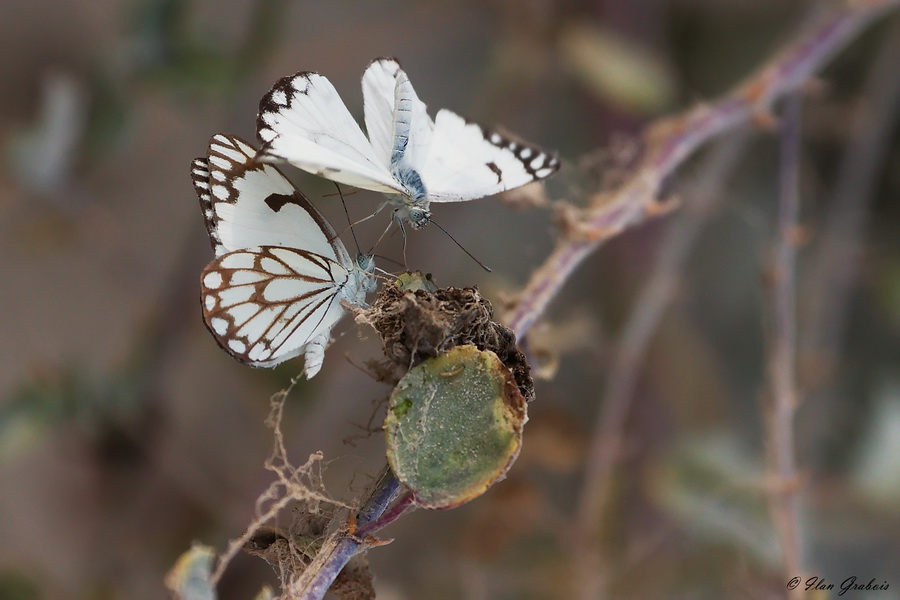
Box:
[392,165,428,201]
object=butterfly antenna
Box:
[321,188,359,198]
[334,183,362,255]
[430,219,492,273]
[399,219,410,271]
[373,254,406,269]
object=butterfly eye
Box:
[408,208,430,230]
[356,254,376,271]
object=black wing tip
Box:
[209,132,254,150]
[545,153,562,174]
[369,56,402,69]
[522,151,560,180]
[259,70,318,109]
[482,126,561,180]
[190,157,211,196]
[256,71,319,141]
[255,114,274,146]
[191,157,209,174]
[207,133,257,173]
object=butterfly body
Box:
[192,134,376,377]
[256,58,559,230]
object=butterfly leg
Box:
[367,213,397,257]
[329,200,391,244]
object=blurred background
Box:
[1,0,899,598]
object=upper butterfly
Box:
[255,57,560,230]
[191,134,376,378]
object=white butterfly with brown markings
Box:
[255,58,560,230]
[191,134,376,377]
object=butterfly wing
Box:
[256,71,402,194]
[421,110,560,203]
[190,157,224,255]
[362,58,434,171]
[191,134,352,268]
[200,246,353,375]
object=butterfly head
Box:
[354,254,378,294]
[406,206,431,230]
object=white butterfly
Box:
[255,57,560,230]
[191,134,376,378]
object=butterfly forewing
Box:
[362,58,404,166]
[201,246,351,368]
[255,72,402,194]
[197,134,354,268]
[361,58,433,169]
[191,158,225,254]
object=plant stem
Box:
[572,134,749,598]
[802,21,900,389]
[353,490,415,539]
[293,466,402,600]
[505,0,899,339]
[767,92,804,593]
[800,21,900,472]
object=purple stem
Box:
[768,91,804,589]
[506,1,898,339]
[354,490,415,539]
[296,467,401,600]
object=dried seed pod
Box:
[360,273,533,403]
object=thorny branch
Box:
[504,0,900,338]
[766,92,804,594]
[802,21,900,392]
[572,133,749,600]
[221,3,899,599]
[288,467,401,600]
[799,20,900,472]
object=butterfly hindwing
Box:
[422,110,560,203]
[200,246,351,373]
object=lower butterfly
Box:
[191,134,377,378]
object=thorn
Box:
[556,203,618,242]
[644,195,681,218]
[800,77,829,98]
[345,515,394,547]
[362,535,394,548]
[752,110,779,132]
[346,511,358,536]
[790,224,811,246]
